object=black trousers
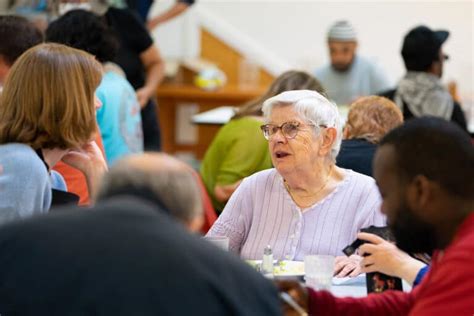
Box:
[141,99,161,151]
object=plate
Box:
[246,260,305,277]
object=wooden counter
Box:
[156,83,266,159]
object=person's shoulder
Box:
[378,87,397,99]
[100,70,133,90]
[241,168,278,186]
[344,169,378,191]
[315,65,332,78]
[226,116,263,130]
[449,214,474,255]
[0,144,46,173]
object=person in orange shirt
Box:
[53,134,106,206]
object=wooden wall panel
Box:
[200,29,274,87]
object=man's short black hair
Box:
[46,9,118,63]
[0,15,43,65]
[379,117,473,198]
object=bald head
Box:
[122,153,191,173]
[96,153,203,231]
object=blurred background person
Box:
[336,96,403,177]
[0,43,107,224]
[200,70,326,213]
[119,0,196,30]
[380,25,468,131]
[96,153,204,232]
[315,20,391,105]
[46,9,144,166]
[0,198,281,315]
[58,0,165,151]
[0,15,42,88]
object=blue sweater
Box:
[0,143,52,225]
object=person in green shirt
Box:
[200,70,326,212]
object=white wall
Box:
[150,0,474,106]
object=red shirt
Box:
[308,212,474,315]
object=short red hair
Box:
[345,96,403,143]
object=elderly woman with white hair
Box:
[207,90,385,277]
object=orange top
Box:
[52,134,106,206]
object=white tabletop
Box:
[191,106,236,125]
[191,105,350,125]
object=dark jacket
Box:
[336,139,377,177]
[0,197,281,316]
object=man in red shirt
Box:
[279,117,474,315]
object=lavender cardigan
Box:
[207,168,385,260]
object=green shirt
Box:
[200,117,272,212]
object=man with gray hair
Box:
[96,153,204,232]
[315,20,391,105]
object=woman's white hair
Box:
[262,90,343,161]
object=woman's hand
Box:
[334,255,362,277]
[358,232,426,284]
[61,141,108,200]
[138,45,165,108]
[136,86,154,109]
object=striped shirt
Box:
[207,168,385,260]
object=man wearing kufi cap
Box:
[380,25,467,131]
[315,20,391,105]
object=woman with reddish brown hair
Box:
[0,43,107,225]
[336,96,403,176]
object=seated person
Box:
[207,90,385,276]
[336,96,403,176]
[0,198,281,315]
[278,117,474,315]
[0,43,107,225]
[46,9,144,166]
[200,71,325,213]
[0,15,105,206]
[95,152,204,232]
[380,25,467,131]
[0,15,42,88]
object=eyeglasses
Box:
[260,121,327,140]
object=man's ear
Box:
[406,175,433,213]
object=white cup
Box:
[203,236,229,251]
[304,255,335,291]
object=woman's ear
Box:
[319,127,337,157]
[343,125,351,139]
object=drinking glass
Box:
[304,255,335,291]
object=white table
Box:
[191,105,350,125]
[191,106,236,125]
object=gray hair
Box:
[262,90,343,161]
[96,154,203,224]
